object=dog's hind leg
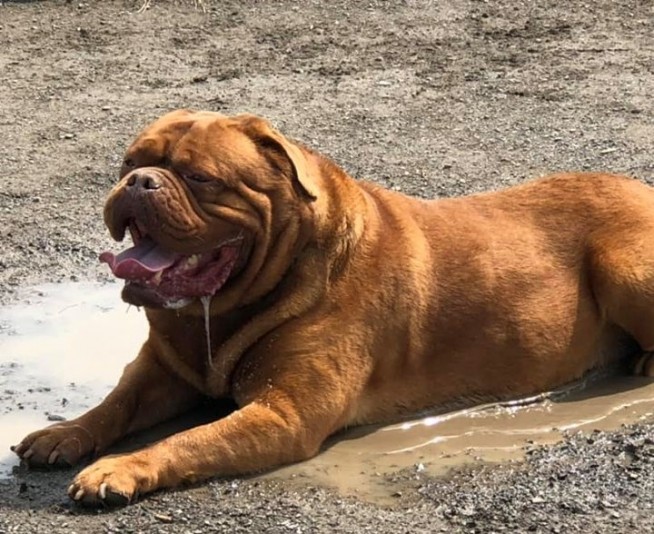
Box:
[631,352,654,376]
[590,223,654,376]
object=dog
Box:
[12,109,654,505]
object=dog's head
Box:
[100,109,320,310]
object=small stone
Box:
[154,513,174,523]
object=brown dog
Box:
[12,110,654,505]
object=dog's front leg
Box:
[12,342,202,468]
[67,390,341,506]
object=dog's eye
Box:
[183,172,212,184]
[123,158,136,168]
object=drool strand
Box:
[200,295,213,368]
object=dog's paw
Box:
[11,423,95,467]
[632,352,654,376]
[68,454,157,507]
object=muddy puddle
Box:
[1,282,654,504]
[0,282,146,476]
[266,373,654,502]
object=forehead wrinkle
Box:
[127,135,166,162]
[171,122,216,170]
[138,113,206,150]
[170,120,264,186]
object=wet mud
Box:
[268,373,654,503]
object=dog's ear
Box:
[235,114,318,201]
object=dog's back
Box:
[350,174,654,422]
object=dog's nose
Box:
[126,171,163,190]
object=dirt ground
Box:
[1,0,654,532]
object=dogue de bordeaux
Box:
[13,109,654,505]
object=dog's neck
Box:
[142,149,368,398]
[302,148,368,280]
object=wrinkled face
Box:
[100,109,315,309]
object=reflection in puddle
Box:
[0,282,145,476]
[1,282,654,504]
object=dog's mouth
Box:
[99,219,244,308]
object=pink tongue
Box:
[99,238,181,280]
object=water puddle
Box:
[265,374,654,502]
[0,282,146,476]
[1,282,654,505]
